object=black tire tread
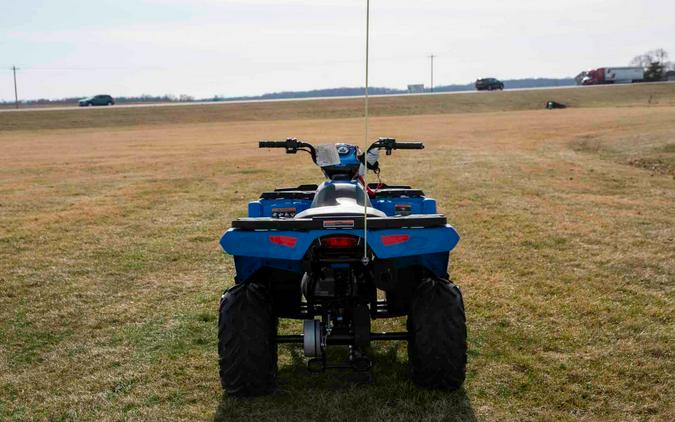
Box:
[407,277,467,389]
[218,282,278,396]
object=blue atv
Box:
[218,137,466,396]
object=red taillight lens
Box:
[321,236,359,248]
[269,235,298,248]
[380,234,410,246]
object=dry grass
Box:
[0,87,674,420]
[2,82,675,132]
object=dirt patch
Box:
[569,135,605,153]
[627,156,675,176]
[659,142,675,153]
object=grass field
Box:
[1,85,674,421]
[2,82,675,132]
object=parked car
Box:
[475,78,504,91]
[79,95,115,106]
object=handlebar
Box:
[258,141,288,148]
[392,142,424,150]
[367,138,424,155]
[258,137,424,163]
[259,138,317,162]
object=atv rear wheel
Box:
[407,277,467,389]
[218,281,278,396]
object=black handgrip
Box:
[394,142,424,150]
[259,141,287,148]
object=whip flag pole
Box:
[362,0,370,265]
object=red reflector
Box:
[381,234,410,246]
[269,235,298,248]
[322,236,358,248]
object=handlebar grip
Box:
[259,141,288,148]
[394,142,424,150]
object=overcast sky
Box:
[1,0,673,101]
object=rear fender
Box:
[220,225,459,281]
[220,225,459,260]
[233,256,303,283]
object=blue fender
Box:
[220,225,459,260]
[220,225,459,281]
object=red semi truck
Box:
[578,67,644,85]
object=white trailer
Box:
[603,67,644,83]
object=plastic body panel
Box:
[371,197,436,216]
[249,180,438,218]
[250,196,436,217]
[220,225,459,281]
[231,179,455,283]
[248,199,312,218]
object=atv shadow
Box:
[215,343,476,421]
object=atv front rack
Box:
[231,214,447,230]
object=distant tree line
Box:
[218,78,576,102]
[629,48,674,82]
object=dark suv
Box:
[475,78,504,91]
[79,95,115,106]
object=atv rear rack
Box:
[231,214,447,230]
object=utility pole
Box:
[11,66,19,109]
[428,54,435,93]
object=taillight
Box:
[321,236,359,248]
[269,235,298,248]
[380,234,410,246]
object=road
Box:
[1,82,670,113]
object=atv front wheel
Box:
[407,277,467,389]
[218,281,278,396]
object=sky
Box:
[1,0,674,101]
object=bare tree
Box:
[630,49,672,70]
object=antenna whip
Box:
[362,0,370,265]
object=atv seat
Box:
[295,205,385,218]
[295,181,386,218]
